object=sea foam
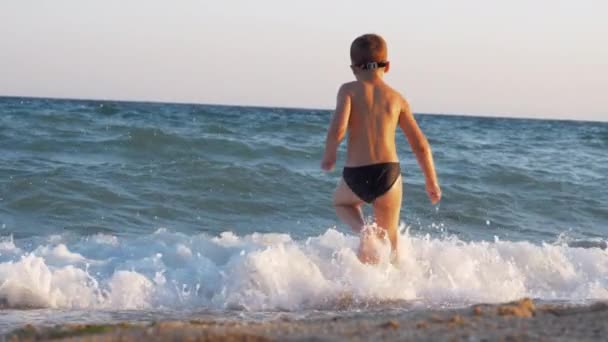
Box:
[0,228,606,311]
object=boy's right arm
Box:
[321,84,351,171]
[398,96,441,204]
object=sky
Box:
[0,0,606,121]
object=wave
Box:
[0,228,606,311]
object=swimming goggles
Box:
[351,61,388,70]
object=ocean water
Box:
[0,96,607,332]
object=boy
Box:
[321,34,441,263]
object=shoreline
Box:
[6,299,608,341]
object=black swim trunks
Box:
[342,162,401,203]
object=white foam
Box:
[0,235,20,254]
[0,228,606,310]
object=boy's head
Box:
[350,34,389,72]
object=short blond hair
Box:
[350,34,387,66]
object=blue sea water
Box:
[0,96,607,331]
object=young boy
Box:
[321,34,441,263]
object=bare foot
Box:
[357,225,388,264]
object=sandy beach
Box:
[5,298,607,341]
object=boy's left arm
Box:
[321,85,351,171]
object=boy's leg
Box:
[372,175,403,254]
[333,179,365,233]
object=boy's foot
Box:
[357,225,388,264]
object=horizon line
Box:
[0,94,605,124]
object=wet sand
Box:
[5,299,608,341]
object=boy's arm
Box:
[321,85,351,171]
[398,97,441,204]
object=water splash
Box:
[0,228,606,311]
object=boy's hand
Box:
[426,180,441,204]
[321,153,336,172]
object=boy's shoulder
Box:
[340,80,404,95]
[338,81,407,107]
[338,81,358,93]
[382,81,406,98]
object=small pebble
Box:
[381,320,400,329]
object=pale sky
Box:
[1,0,606,121]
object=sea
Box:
[0,96,607,333]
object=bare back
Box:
[342,80,403,167]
